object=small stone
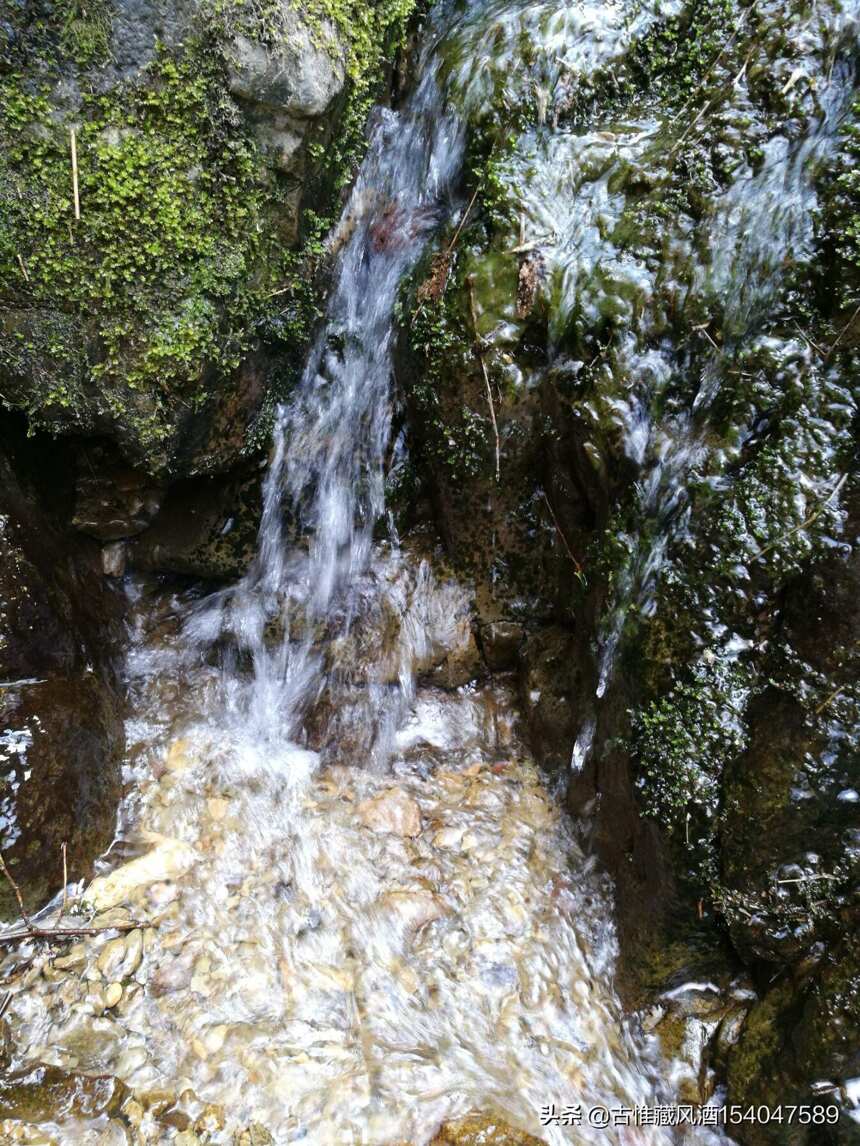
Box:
[115,1045,147,1076]
[202,1025,228,1055]
[53,944,87,971]
[233,1124,275,1146]
[189,973,212,997]
[97,937,127,978]
[381,890,445,935]
[358,789,421,837]
[121,1098,145,1126]
[432,826,465,849]
[207,796,229,820]
[104,982,123,1008]
[101,541,126,577]
[195,1102,226,1133]
[166,738,192,773]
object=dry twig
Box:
[54,842,68,928]
[540,490,584,576]
[69,127,80,221]
[751,473,847,563]
[466,275,500,482]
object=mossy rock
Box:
[0,1063,128,1122]
[728,941,860,1143]
[0,0,416,475]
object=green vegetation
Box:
[628,0,738,103]
[632,656,749,881]
[400,263,491,481]
[831,97,860,312]
[57,0,112,66]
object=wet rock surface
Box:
[129,463,263,581]
[0,426,124,921]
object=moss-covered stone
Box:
[0,0,416,475]
[728,940,860,1144]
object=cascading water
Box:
[563,39,860,772]
[0,0,784,1142]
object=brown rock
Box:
[358,789,422,837]
[431,1114,544,1145]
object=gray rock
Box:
[227,9,346,119]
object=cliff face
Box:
[0,0,413,477]
[394,0,860,1126]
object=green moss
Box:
[826,97,860,315]
[627,0,740,106]
[0,45,281,461]
[631,655,749,882]
[57,0,112,67]
[399,246,495,482]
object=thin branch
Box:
[776,874,839,884]
[0,851,32,928]
[69,127,80,222]
[443,182,481,260]
[0,921,140,946]
[540,490,584,576]
[826,301,860,358]
[54,842,68,928]
[814,684,845,716]
[467,275,500,483]
[414,183,482,315]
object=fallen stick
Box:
[53,842,68,928]
[0,921,140,945]
[0,846,140,945]
[540,490,584,576]
[751,472,847,563]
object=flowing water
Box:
[8,0,854,1139]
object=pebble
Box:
[105,982,123,1008]
[358,788,422,837]
[115,1045,147,1076]
[166,738,193,773]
